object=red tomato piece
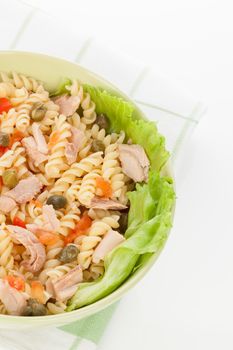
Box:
[0,98,12,114]
[13,217,26,228]
[4,275,25,291]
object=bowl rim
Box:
[0,50,175,325]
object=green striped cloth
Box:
[0,0,205,349]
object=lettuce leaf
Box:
[65,85,175,311]
[67,172,175,310]
[50,78,72,97]
[84,85,169,171]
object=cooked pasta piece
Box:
[1,71,42,92]
[0,72,145,316]
[56,206,80,236]
[39,240,64,284]
[102,133,127,202]
[47,301,66,314]
[0,108,17,133]
[77,168,102,207]
[0,225,14,276]
[81,92,96,125]
[50,151,103,194]
[45,114,71,178]
[77,214,119,269]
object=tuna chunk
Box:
[89,197,127,210]
[42,204,60,231]
[22,136,48,166]
[0,279,27,315]
[65,127,85,165]
[8,225,46,273]
[31,122,48,154]
[92,229,125,263]
[118,144,150,182]
[51,266,83,301]
[5,176,43,204]
[54,95,80,117]
[0,196,17,213]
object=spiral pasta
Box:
[56,206,80,236]
[0,72,139,316]
[102,142,126,201]
[0,108,17,133]
[50,151,103,195]
[40,100,59,133]
[47,301,66,314]
[0,224,14,276]
[1,71,42,92]
[39,240,64,284]
[66,79,84,99]
[86,123,119,148]
[14,87,49,132]
[46,262,77,281]
[77,214,120,269]
[0,83,16,98]
[45,114,71,178]
[69,112,86,132]
[81,92,96,125]
[77,168,102,207]
[0,141,27,179]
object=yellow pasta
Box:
[45,114,71,178]
[0,108,17,134]
[0,72,137,316]
[0,224,14,275]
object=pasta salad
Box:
[0,72,175,316]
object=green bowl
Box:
[0,51,175,329]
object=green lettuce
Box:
[67,172,175,310]
[50,78,72,97]
[84,85,169,172]
[64,86,175,310]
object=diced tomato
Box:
[64,230,77,245]
[0,145,9,157]
[75,214,92,233]
[38,230,60,246]
[0,98,12,114]
[96,177,113,198]
[64,214,92,245]
[48,130,60,149]
[4,275,25,291]
[31,281,46,304]
[9,130,25,148]
[13,217,26,228]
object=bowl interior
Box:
[0,51,173,329]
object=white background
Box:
[19,0,233,349]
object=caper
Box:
[0,132,10,147]
[31,103,47,121]
[58,244,79,263]
[27,298,38,307]
[91,140,105,153]
[118,212,128,234]
[127,181,136,192]
[21,305,33,316]
[96,114,109,130]
[21,298,47,316]
[47,195,67,210]
[31,302,47,316]
[2,170,18,189]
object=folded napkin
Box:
[0,0,206,349]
